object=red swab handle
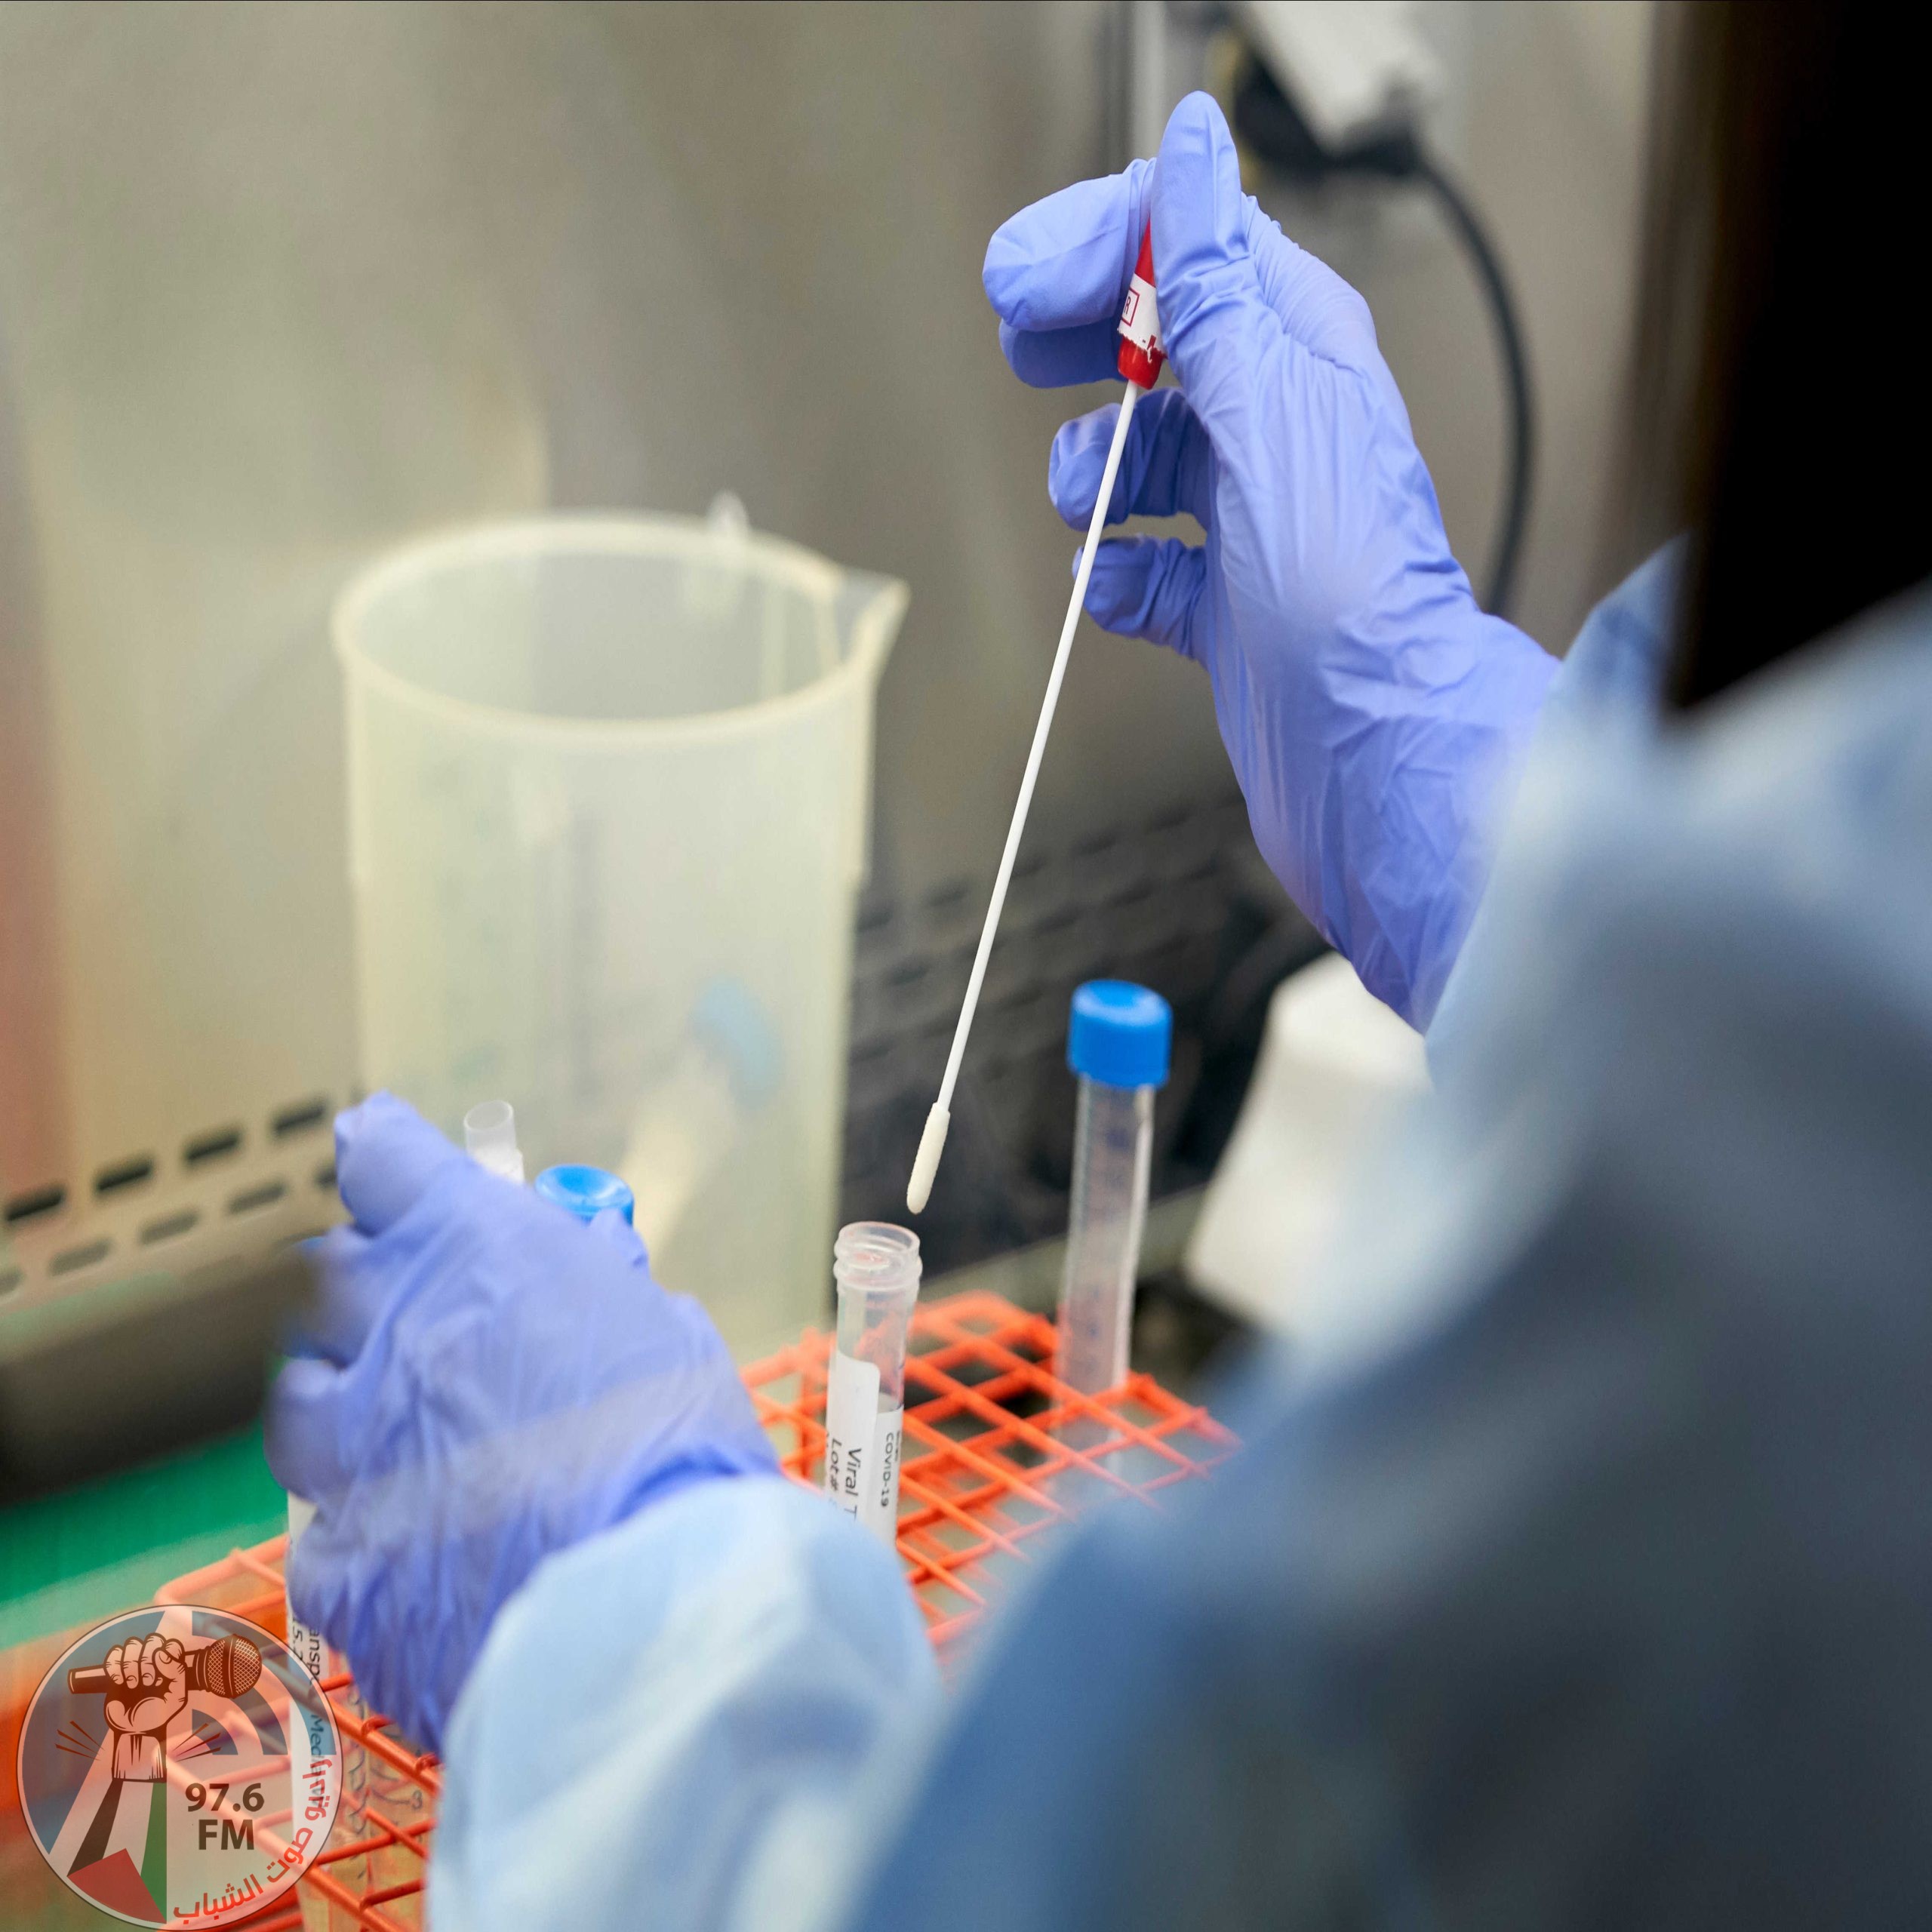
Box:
[1115,222,1164,388]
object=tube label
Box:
[285,1494,372,1844]
[824,1350,904,1543]
[284,1496,331,1687]
[1118,274,1160,355]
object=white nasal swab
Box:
[906,383,1144,1214]
[907,222,1168,1217]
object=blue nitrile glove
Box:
[266,1092,778,1754]
[984,93,1558,1027]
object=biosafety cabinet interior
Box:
[0,3,1653,1310]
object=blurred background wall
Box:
[0,0,1654,1299]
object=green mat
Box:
[0,1427,286,1650]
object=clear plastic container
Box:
[334,506,906,1358]
[1056,983,1171,1426]
[824,1222,921,1543]
[621,977,780,1258]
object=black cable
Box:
[1410,153,1535,619]
[1232,57,1537,618]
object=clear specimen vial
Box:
[287,1494,371,1929]
[1057,982,1172,1426]
[463,1099,525,1183]
[823,1222,921,1543]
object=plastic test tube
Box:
[463,1099,525,1183]
[286,1496,371,1929]
[823,1223,921,1543]
[1057,983,1172,1420]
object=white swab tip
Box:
[906,1104,950,1215]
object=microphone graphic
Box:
[68,1635,262,1700]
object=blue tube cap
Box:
[1067,980,1172,1090]
[534,1164,635,1226]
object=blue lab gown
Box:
[431,552,1932,1929]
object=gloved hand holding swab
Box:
[906,224,1165,1214]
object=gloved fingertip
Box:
[1084,536,1208,661]
[334,1091,463,1235]
[263,1353,343,1496]
[312,1221,369,1266]
[1153,91,1245,258]
[1158,89,1235,176]
[980,165,1151,334]
[1048,409,1117,527]
[586,1205,652,1272]
[1078,536,1143,614]
[980,224,1028,315]
[1073,532,1142,596]
[279,1226,370,1361]
[1151,91,1268,398]
[1001,317,1125,389]
[333,1090,408,1153]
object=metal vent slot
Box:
[141,1210,202,1245]
[229,1180,289,1216]
[5,1183,67,1226]
[95,1155,156,1196]
[50,1239,111,1277]
[272,1098,331,1139]
[183,1126,245,1167]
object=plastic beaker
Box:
[334,507,906,1358]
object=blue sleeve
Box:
[1537,538,1684,733]
[429,1476,940,1932]
[828,593,1932,1929]
[1355,540,1681,1032]
[1425,540,1684,1073]
[429,550,1929,1932]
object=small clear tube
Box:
[1057,1078,1155,1400]
[1056,982,1171,1434]
[823,1222,921,1543]
[287,1494,370,1930]
[463,1099,524,1183]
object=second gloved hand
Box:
[266,1094,778,1755]
[984,94,1557,1026]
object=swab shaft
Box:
[908,381,1143,1214]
